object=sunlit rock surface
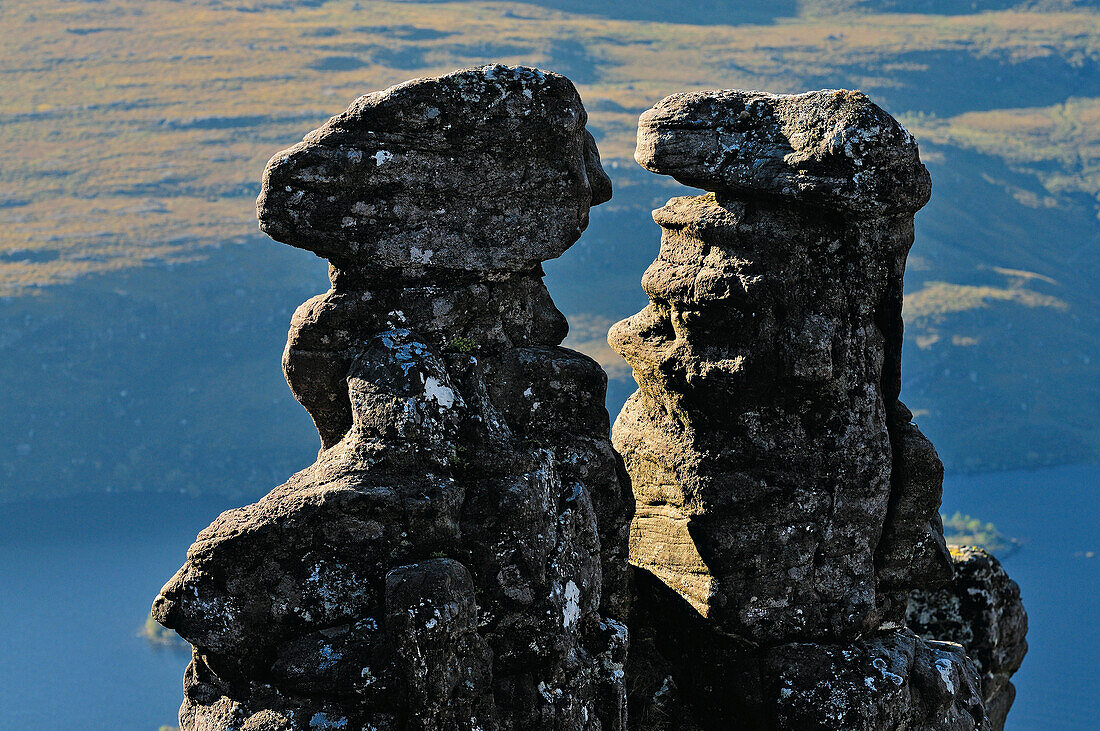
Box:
[256,64,611,272]
[634,89,931,215]
[614,88,1015,729]
[153,65,631,731]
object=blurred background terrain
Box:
[0,1,1096,727]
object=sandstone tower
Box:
[153,65,632,731]
[153,69,1027,731]
[613,89,1012,730]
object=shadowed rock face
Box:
[614,89,991,729]
[153,65,631,731]
[908,546,1029,731]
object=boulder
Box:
[908,546,1029,730]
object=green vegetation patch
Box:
[942,511,1020,557]
[141,611,188,650]
[905,97,1100,213]
[3,0,1100,294]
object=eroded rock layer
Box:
[153,65,631,731]
[613,89,1000,729]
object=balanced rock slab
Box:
[257,65,611,273]
[635,88,931,215]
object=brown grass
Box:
[2,0,1098,294]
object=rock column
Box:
[152,65,631,731]
[612,89,988,729]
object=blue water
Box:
[940,464,1100,729]
[0,466,1095,728]
[0,493,229,729]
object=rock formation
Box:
[612,89,1000,729]
[908,546,1029,731]
[152,65,632,731]
[153,69,1028,731]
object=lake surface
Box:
[938,464,1100,729]
[0,465,1095,728]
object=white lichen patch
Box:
[423,376,455,408]
[562,580,581,628]
[409,246,433,264]
[872,656,905,687]
[935,657,956,695]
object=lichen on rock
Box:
[634,88,931,215]
[908,546,1029,731]
[256,64,611,274]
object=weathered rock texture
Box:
[908,546,1029,731]
[612,89,1018,729]
[153,65,632,731]
[153,73,1028,731]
